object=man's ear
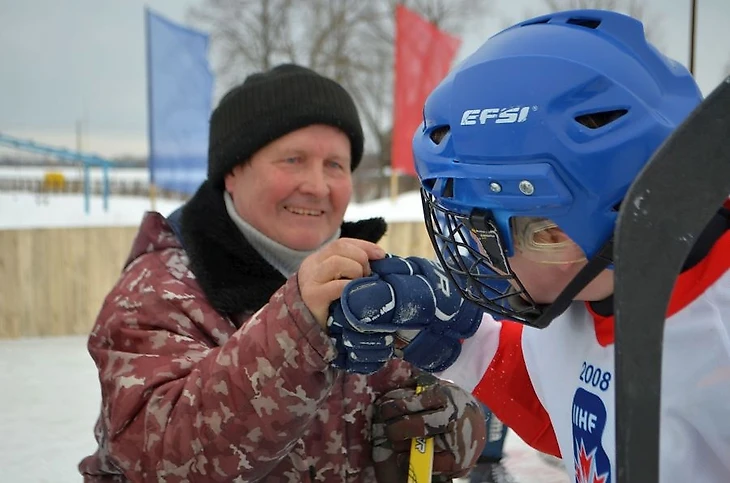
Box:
[224,165,242,194]
[224,173,234,194]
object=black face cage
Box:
[419,188,547,327]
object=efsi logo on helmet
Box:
[460,106,534,125]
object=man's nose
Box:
[299,165,329,197]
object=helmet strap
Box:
[532,237,615,328]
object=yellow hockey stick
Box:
[407,376,436,483]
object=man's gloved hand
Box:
[328,255,483,374]
[371,374,487,482]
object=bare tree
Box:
[188,0,491,200]
[543,0,618,10]
[539,0,663,46]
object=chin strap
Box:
[532,238,614,329]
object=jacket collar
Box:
[174,180,387,317]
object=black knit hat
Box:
[207,64,364,188]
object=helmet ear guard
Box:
[414,9,703,327]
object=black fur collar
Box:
[177,180,387,317]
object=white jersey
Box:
[441,232,730,483]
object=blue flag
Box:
[145,8,213,195]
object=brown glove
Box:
[371,374,487,482]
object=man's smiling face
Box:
[224,124,353,251]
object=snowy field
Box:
[0,166,149,184]
[0,191,183,229]
[0,190,425,230]
[0,335,569,483]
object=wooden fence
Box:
[0,222,434,339]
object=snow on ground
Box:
[0,191,183,230]
[0,336,100,483]
[0,166,149,184]
[0,190,425,230]
[344,190,425,224]
[0,335,569,483]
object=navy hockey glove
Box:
[337,255,483,372]
[327,301,395,374]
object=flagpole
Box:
[145,7,157,211]
[390,5,400,203]
[689,0,697,75]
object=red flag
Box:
[391,5,461,176]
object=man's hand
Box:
[372,375,487,481]
[297,238,385,327]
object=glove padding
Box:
[371,374,487,481]
[327,302,395,374]
[333,255,483,373]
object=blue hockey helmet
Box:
[413,10,703,327]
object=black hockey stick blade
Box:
[614,76,730,483]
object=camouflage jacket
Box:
[79,181,416,483]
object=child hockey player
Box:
[328,9,730,483]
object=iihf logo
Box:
[572,388,611,483]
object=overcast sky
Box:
[1,0,728,158]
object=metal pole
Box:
[84,163,90,215]
[103,164,110,212]
[689,0,697,75]
[145,7,157,212]
[76,119,83,152]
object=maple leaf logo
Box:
[574,439,609,483]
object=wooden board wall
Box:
[0,222,435,339]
